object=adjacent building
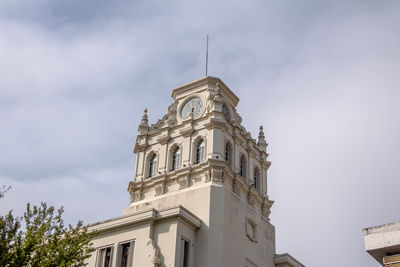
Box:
[364,222,400,267]
[86,76,304,267]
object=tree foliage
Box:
[0,185,11,198]
[0,202,97,267]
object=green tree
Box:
[0,202,97,267]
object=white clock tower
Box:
[87,77,304,267]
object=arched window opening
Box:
[148,154,157,178]
[195,140,205,164]
[240,156,247,178]
[225,143,232,166]
[254,168,260,190]
[172,147,181,171]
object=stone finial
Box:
[257,125,267,152]
[141,109,149,125]
[259,126,264,138]
[138,109,149,134]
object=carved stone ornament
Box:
[166,102,178,126]
[205,169,211,182]
[262,199,274,221]
[207,88,216,112]
[205,168,224,183]
[154,183,165,196]
[130,189,143,203]
[231,110,242,126]
[178,176,190,189]
[212,168,224,182]
[145,239,161,266]
[245,217,257,243]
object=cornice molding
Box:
[171,76,239,108]
[89,206,201,233]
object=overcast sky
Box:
[1,1,400,266]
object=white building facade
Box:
[364,222,400,266]
[86,77,304,267]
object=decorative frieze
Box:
[205,168,224,183]
[154,183,165,196]
[178,176,190,189]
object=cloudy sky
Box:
[1,0,400,266]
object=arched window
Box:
[240,155,247,178]
[225,142,232,166]
[195,140,205,164]
[254,168,260,190]
[171,147,181,171]
[148,154,157,178]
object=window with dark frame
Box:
[195,140,205,164]
[181,239,190,267]
[225,143,232,166]
[120,243,130,267]
[149,154,157,177]
[240,156,246,178]
[254,169,259,189]
[172,147,181,171]
[104,247,112,267]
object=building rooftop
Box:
[364,222,400,265]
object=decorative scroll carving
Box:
[207,83,224,113]
[231,110,243,126]
[166,102,178,126]
[147,101,178,132]
[146,239,161,266]
[178,176,190,189]
[262,198,274,221]
[207,88,216,112]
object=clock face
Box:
[181,97,203,119]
